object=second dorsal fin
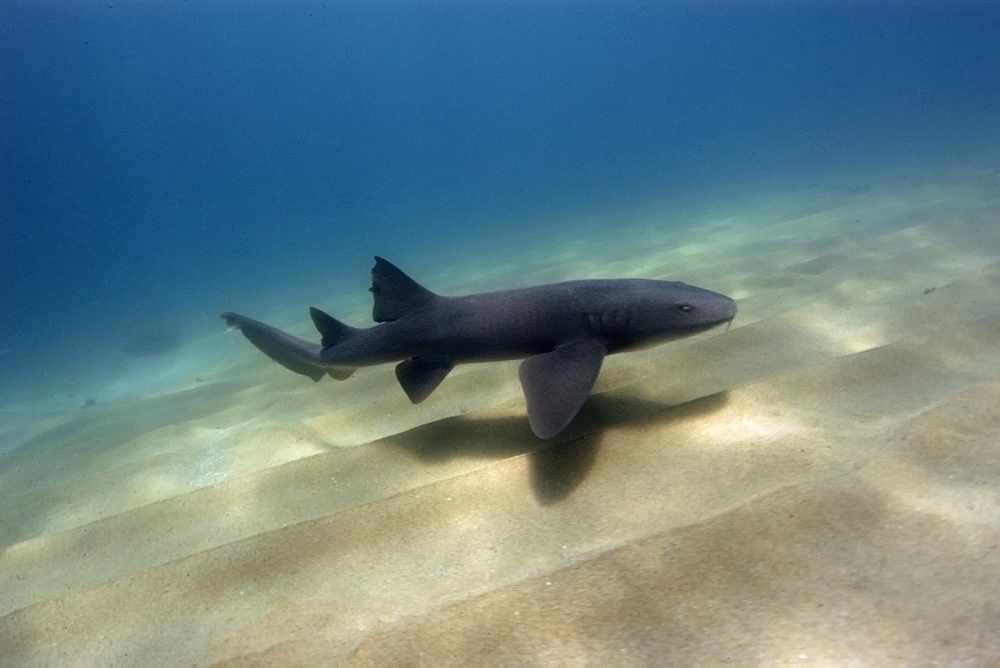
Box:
[309,307,358,347]
[370,256,440,322]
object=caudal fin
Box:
[221,311,329,382]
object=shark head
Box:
[586,279,738,351]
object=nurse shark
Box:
[222,257,737,438]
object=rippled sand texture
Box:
[2,167,999,664]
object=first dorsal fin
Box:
[370,256,440,323]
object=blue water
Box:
[3,1,999,404]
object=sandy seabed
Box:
[2,164,999,665]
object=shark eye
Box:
[678,304,693,313]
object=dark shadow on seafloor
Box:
[383,390,731,505]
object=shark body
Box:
[222,257,737,438]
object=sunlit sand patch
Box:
[863,381,1000,526]
[691,401,803,448]
[879,467,1000,526]
[790,300,892,354]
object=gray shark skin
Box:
[222,257,737,438]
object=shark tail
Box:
[221,310,356,382]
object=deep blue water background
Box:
[2,1,999,402]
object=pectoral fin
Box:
[518,338,608,439]
[395,358,454,403]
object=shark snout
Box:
[689,293,737,334]
[695,289,737,326]
[720,296,738,322]
[722,299,737,331]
